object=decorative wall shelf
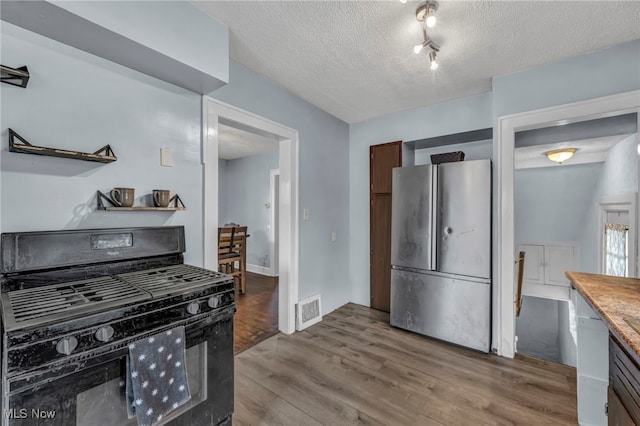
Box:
[96,191,186,211]
[9,129,117,163]
[1,64,30,88]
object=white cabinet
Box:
[575,293,608,426]
[518,242,577,301]
[545,244,576,287]
[521,244,544,284]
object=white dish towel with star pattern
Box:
[126,326,191,426]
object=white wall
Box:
[0,22,204,266]
[558,300,577,367]
[221,151,279,268]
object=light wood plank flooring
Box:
[234,303,577,425]
[234,272,279,354]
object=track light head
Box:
[429,51,438,70]
[416,1,438,26]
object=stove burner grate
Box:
[117,264,229,297]
[2,276,149,331]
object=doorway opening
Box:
[202,97,299,337]
[216,118,281,353]
[512,115,637,366]
[496,90,640,358]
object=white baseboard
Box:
[246,263,277,276]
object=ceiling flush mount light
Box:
[416,1,439,28]
[545,148,577,164]
[413,1,441,70]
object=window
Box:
[604,223,629,277]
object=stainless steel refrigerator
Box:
[390,159,491,352]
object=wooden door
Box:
[370,141,402,312]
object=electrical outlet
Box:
[160,148,174,167]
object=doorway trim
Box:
[269,168,280,277]
[598,194,637,276]
[202,97,299,334]
[496,89,640,358]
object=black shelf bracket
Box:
[169,194,187,209]
[96,191,118,210]
[1,65,30,88]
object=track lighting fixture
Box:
[413,1,441,70]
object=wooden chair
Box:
[218,226,247,293]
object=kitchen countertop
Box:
[567,271,640,364]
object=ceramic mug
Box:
[153,189,171,208]
[110,187,135,207]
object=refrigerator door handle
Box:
[430,166,438,269]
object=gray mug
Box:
[153,189,171,208]
[111,187,135,207]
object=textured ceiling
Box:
[194,1,640,123]
[218,123,279,160]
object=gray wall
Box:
[492,40,640,118]
[579,134,639,273]
[212,61,351,315]
[515,163,602,244]
[218,159,228,224]
[414,139,492,165]
[0,22,204,266]
[349,92,494,306]
[220,151,279,268]
[516,297,577,367]
[516,296,561,363]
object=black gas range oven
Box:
[0,226,235,426]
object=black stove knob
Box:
[208,296,220,309]
[187,302,200,315]
[56,336,78,355]
[95,326,115,342]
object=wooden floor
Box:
[234,272,279,354]
[234,303,578,425]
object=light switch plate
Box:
[331,232,337,242]
[161,148,174,167]
[303,208,310,221]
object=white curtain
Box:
[605,223,628,277]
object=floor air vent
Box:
[296,294,322,331]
